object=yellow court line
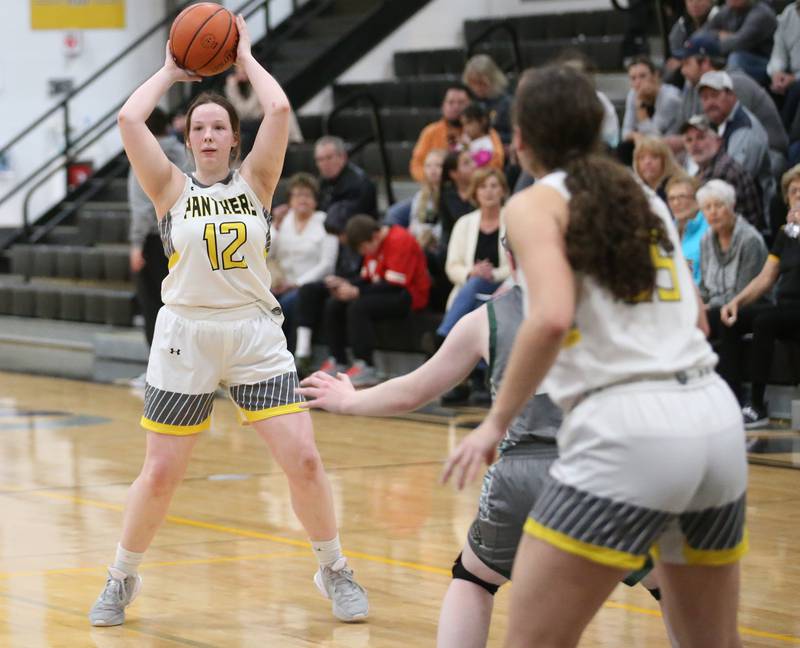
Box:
[0,550,309,580]
[20,490,800,644]
[604,601,800,644]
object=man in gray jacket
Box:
[704,0,777,85]
[768,0,800,141]
[128,107,189,363]
[699,71,776,220]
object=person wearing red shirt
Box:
[319,216,430,386]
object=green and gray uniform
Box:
[467,286,562,578]
[467,286,655,587]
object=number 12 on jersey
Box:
[203,221,248,271]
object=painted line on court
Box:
[21,490,800,644]
[0,590,219,647]
[603,598,800,644]
[0,550,309,580]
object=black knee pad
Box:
[647,587,662,601]
[451,553,499,596]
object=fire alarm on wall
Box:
[64,31,83,58]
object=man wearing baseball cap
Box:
[680,114,764,228]
[672,33,788,161]
[699,69,777,223]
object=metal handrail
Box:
[325,92,395,206]
[466,20,523,77]
[1,0,285,241]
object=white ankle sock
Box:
[112,543,144,576]
[311,535,342,568]
[295,327,312,358]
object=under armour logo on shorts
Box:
[170,348,181,355]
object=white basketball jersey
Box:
[158,171,282,318]
[533,171,718,410]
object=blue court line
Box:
[0,415,111,431]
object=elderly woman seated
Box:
[665,174,708,284]
[634,135,683,201]
[697,179,768,338]
[717,164,800,428]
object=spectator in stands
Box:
[767,0,800,148]
[316,215,430,387]
[704,0,777,86]
[438,149,477,245]
[633,135,683,201]
[672,34,788,163]
[167,109,186,144]
[665,0,719,79]
[460,102,504,169]
[698,179,768,336]
[717,164,800,427]
[682,114,764,228]
[270,173,338,352]
[385,149,445,230]
[406,149,445,251]
[462,54,513,145]
[620,56,682,163]
[225,66,303,155]
[127,106,188,387]
[698,70,776,220]
[409,84,503,182]
[553,49,621,150]
[314,135,377,230]
[666,174,708,283]
[437,168,510,343]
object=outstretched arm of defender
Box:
[298,307,488,416]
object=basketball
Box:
[169,3,238,77]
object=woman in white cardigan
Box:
[437,167,511,339]
[271,173,338,350]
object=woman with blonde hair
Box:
[462,54,513,145]
[633,135,683,201]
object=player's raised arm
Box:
[236,15,291,207]
[117,42,199,217]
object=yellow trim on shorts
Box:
[562,327,581,348]
[524,518,646,570]
[683,529,749,566]
[168,252,180,269]
[768,253,780,263]
[238,402,305,423]
[140,415,211,435]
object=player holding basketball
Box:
[443,65,747,648]
[89,15,368,626]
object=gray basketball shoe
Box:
[88,567,142,626]
[314,557,369,622]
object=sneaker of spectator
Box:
[318,357,346,376]
[742,403,769,428]
[345,361,380,388]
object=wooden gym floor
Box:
[0,371,798,647]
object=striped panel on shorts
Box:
[141,384,215,435]
[525,481,669,570]
[230,370,305,423]
[672,494,748,565]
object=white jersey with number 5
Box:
[532,170,718,411]
[158,171,282,318]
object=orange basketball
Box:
[169,3,238,77]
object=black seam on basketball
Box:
[181,6,226,72]
[196,10,234,73]
[169,8,190,67]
